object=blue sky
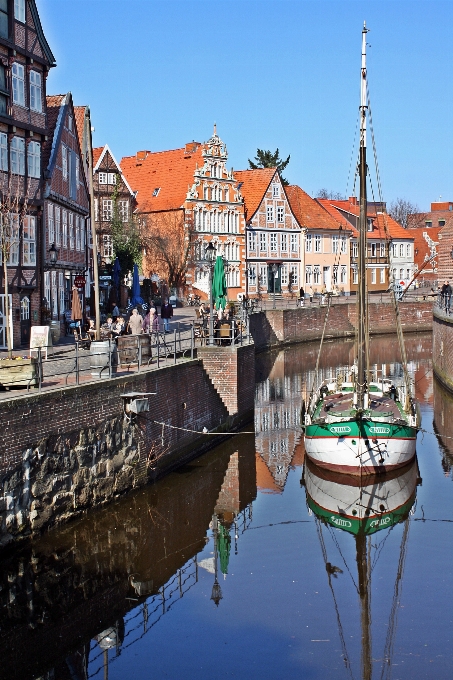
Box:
[39,0,452,210]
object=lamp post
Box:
[271,263,278,309]
[205,241,216,345]
[210,513,223,607]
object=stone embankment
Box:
[432,306,453,393]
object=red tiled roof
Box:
[317,199,358,234]
[234,168,276,220]
[286,186,350,232]
[92,146,104,167]
[73,106,86,149]
[121,146,205,212]
[319,198,412,240]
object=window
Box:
[314,234,321,253]
[67,114,73,132]
[12,63,25,105]
[75,215,81,250]
[59,272,65,315]
[259,232,267,252]
[439,219,445,227]
[48,203,54,244]
[108,173,116,184]
[69,149,77,199]
[352,242,358,257]
[353,267,358,284]
[313,265,320,284]
[62,210,68,247]
[0,132,7,171]
[119,200,129,222]
[305,265,312,284]
[5,214,19,265]
[267,206,274,222]
[406,268,411,280]
[425,220,432,227]
[399,268,404,280]
[14,0,25,23]
[10,136,25,174]
[332,235,338,253]
[399,244,404,257]
[23,216,36,265]
[291,233,298,253]
[98,172,107,184]
[248,230,256,252]
[371,242,377,257]
[62,144,68,180]
[305,234,312,252]
[380,242,386,257]
[272,184,280,198]
[380,268,385,284]
[94,199,99,222]
[248,265,256,284]
[340,265,347,284]
[290,265,298,287]
[51,270,57,317]
[75,155,79,187]
[406,244,411,257]
[392,243,398,258]
[371,268,376,284]
[44,271,50,306]
[392,267,397,281]
[281,233,287,252]
[55,207,61,246]
[80,217,85,250]
[270,233,277,251]
[29,71,42,112]
[340,236,347,253]
[224,188,229,201]
[333,265,338,284]
[103,199,113,221]
[27,141,40,178]
[0,0,8,39]
[277,206,284,222]
[259,265,267,287]
[69,212,74,249]
[102,235,113,259]
[281,265,288,285]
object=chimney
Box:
[349,196,358,206]
[136,150,150,162]
[185,141,200,154]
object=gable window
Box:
[23,216,36,266]
[108,173,116,184]
[0,132,7,171]
[69,212,74,249]
[47,203,54,244]
[98,172,108,184]
[10,136,25,175]
[103,199,113,221]
[119,200,129,222]
[270,233,277,252]
[55,206,61,246]
[259,232,267,252]
[12,63,25,105]
[314,234,321,253]
[272,185,280,198]
[69,150,77,199]
[14,0,25,23]
[266,206,274,222]
[62,209,68,247]
[305,234,312,252]
[0,0,8,39]
[30,71,42,112]
[27,141,40,178]
[62,144,68,180]
[277,206,284,222]
[281,233,287,252]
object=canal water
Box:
[0,333,451,680]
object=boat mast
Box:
[357,22,369,411]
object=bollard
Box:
[75,341,80,385]
[174,329,177,364]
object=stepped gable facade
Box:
[0,0,56,347]
[409,202,453,283]
[41,93,90,337]
[235,168,301,299]
[121,127,246,297]
[92,144,135,263]
[286,185,353,294]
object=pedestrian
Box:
[309,286,314,304]
[128,308,143,335]
[161,298,173,332]
[299,286,305,307]
[112,316,124,339]
[441,280,452,314]
[112,302,119,320]
[101,316,114,339]
[142,309,151,334]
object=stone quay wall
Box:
[0,345,254,547]
[250,300,433,351]
[432,308,453,393]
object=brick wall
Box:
[198,343,255,416]
[433,309,453,393]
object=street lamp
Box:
[210,514,223,607]
[205,241,216,345]
[271,263,278,309]
[48,243,58,266]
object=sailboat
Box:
[304,23,419,474]
[303,457,421,678]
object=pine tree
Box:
[248,149,290,185]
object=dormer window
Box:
[152,187,160,197]
[439,219,445,226]
[14,0,25,23]
[367,218,373,231]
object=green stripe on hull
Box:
[305,420,416,439]
[306,494,416,536]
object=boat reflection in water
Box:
[303,458,421,679]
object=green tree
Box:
[110,182,142,273]
[248,148,290,185]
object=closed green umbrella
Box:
[211,256,227,310]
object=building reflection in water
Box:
[0,434,256,680]
[433,377,453,479]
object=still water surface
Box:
[0,333,452,680]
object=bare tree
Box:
[316,188,345,200]
[0,175,31,357]
[388,198,422,229]
[140,210,195,293]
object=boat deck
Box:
[318,392,404,420]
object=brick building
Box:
[121,126,246,299]
[409,202,453,283]
[0,0,55,348]
[41,93,90,338]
